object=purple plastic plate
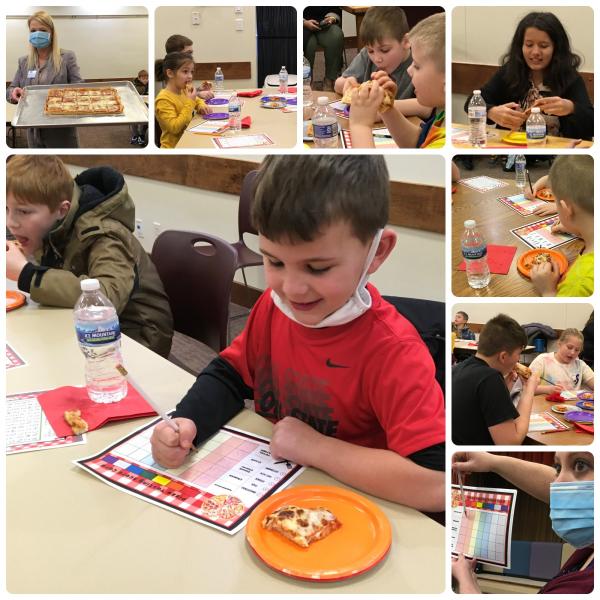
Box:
[576,400,594,411]
[206,98,229,105]
[204,112,229,120]
[286,97,297,105]
[577,391,594,401]
[261,95,285,103]
[564,410,594,423]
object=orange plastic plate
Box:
[517,249,568,278]
[536,188,556,202]
[6,291,26,312]
[246,485,392,581]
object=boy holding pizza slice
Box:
[151,155,445,511]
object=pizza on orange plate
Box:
[262,504,342,548]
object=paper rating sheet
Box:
[511,216,579,249]
[6,391,86,454]
[6,343,26,370]
[75,416,305,534]
[459,176,509,193]
[451,485,517,568]
[497,193,548,216]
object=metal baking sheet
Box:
[11,80,148,128]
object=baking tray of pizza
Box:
[11,80,148,128]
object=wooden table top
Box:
[451,123,593,149]
[526,393,593,446]
[176,89,297,149]
[453,340,535,354]
[451,174,585,297]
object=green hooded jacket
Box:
[18,167,174,357]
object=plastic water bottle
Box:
[302,56,313,118]
[461,220,491,289]
[214,66,224,91]
[526,107,546,146]
[312,96,338,148]
[228,93,242,132]
[515,154,526,189]
[278,65,289,94]
[74,279,127,403]
[468,90,487,148]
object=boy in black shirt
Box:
[452,314,539,445]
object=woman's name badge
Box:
[27,70,37,78]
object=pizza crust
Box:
[341,80,395,113]
[262,505,341,548]
[64,410,88,435]
[44,87,124,116]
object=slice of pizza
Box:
[341,80,395,113]
[262,504,341,548]
[64,409,88,435]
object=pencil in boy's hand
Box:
[115,364,180,434]
[457,469,469,517]
[526,169,534,195]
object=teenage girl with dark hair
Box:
[464,12,593,140]
[154,52,210,148]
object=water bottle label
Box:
[76,321,121,346]
[468,107,486,119]
[313,122,338,139]
[462,245,487,260]
[303,66,310,78]
[527,125,546,140]
[229,105,241,114]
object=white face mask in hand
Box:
[271,229,384,328]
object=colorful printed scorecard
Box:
[459,176,509,193]
[497,193,548,216]
[451,485,517,568]
[75,416,305,534]
[511,216,580,250]
[6,391,86,454]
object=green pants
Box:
[304,25,344,81]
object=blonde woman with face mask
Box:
[7,10,83,148]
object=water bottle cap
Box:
[317,96,329,105]
[531,107,541,113]
[81,278,100,291]
[464,219,476,229]
[473,90,481,94]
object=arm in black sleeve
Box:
[173,356,252,446]
[407,442,445,471]
[465,67,511,124]
[560,75,594,140]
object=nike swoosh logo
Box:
[326,358,350,369]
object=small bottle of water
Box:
[228,93,242,132]
[515,154,527,189]
[214,66,224,91]
[461,220,491,289]
[74,279,127,403]
[468,90,487,148]
[278,65,289,94]
[312,96,338,148]
[526,107,546,146]
[302,56,313,119]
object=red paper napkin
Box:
[546,392,565,402]
[237,90,262,97]
[241,116,252,128]
[37,383,157,438]
[287,87,297,93]
[457,245,517,275]
[574,422,594,434]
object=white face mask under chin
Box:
[271,229,384,328]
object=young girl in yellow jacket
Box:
[154,52,210,148]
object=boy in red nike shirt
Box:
[151,155,445,510]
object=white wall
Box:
[453,303,593,330]
[6,7,148,80]
[452,6,594,125]
[154,6,258,89]
[65,155,445,302]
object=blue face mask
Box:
[549,480,594,548]
[29,31,51,49]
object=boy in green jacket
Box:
[6,155,173,357]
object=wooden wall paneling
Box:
[194,62,251,80]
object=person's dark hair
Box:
[360,6,409,45]
[155,52,194,82]
[252,156,389,244]
[477,314,527,356]
[501,12,582,98]
[457,311,469,321]
[165,34,193,54]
